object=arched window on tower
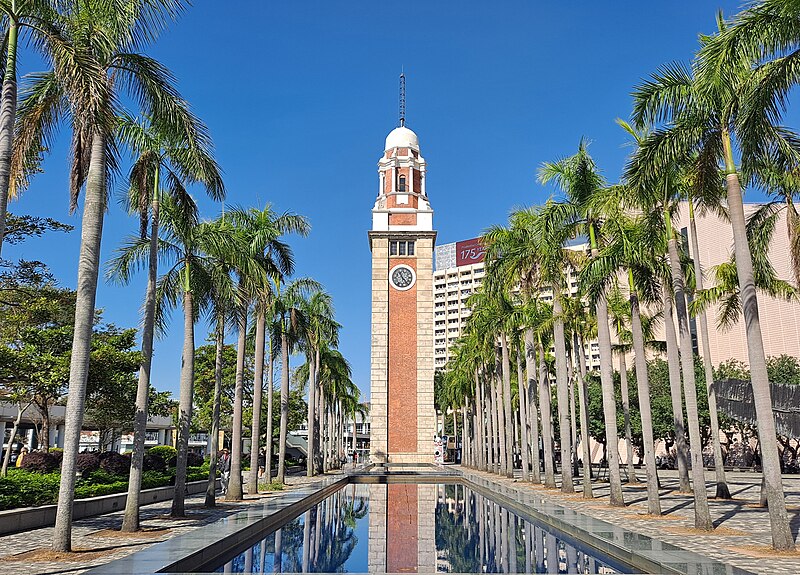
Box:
[398,175,407,193]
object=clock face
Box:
[390,265,415,290]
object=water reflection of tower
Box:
[367,483,436,573]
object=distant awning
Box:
[715,379,800,438]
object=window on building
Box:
[398,175,407,192]
[390,240,415,257]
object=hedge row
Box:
[0,464,211,511]
[19,447,204,476]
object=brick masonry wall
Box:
[388,257,419,454]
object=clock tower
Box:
[368,110,436,465]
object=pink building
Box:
[675,201,800,366]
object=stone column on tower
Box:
[368,124,436,465]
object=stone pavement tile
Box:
[0,472,329,575]
[461,466,800,575]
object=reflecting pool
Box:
[213,483,630,573]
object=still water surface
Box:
[214,483,629,573]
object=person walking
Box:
[258,448,266,479]
[219,448,231,495]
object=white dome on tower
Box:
[385,126,419,151]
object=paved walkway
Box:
[0,472,330,575]
[463,466,800,575]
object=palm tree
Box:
[560,294,594,497]
[0,0,69,255]
[580,204,666,515]
[11,0,193,551]
[110,196,231,518]
[224,206,309,499]
[302,291,339,476]
[203,276,235,507]
[273,278,321,483]
[111,113,223,531]
[630,160,713,528]
[606,285,639,484]
[539,146,622,503]
[629,21,797,545]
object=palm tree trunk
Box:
[500,334,514,477]
[475,369,486,470]
[568,355,578,478]
[53,131,108,551]
[248,312,266,495]
[494,370,505,474]
[265,341,274,483]
[594,292,624,505]
[619,353,638,484]
[204,313,225,507]
[226,307,247,501]
[462,402,469,466]
[629,286,660,515]
[723,145,794,549]
[524,330,541,483]
[307,351,316,477]
[688,199,731,500]
[322,395,329,472]
[663,289,692,492]
[277,332,290,483]
[486,376,496,473]
[171,282,195,517]
[552,293,574,494]
[0,17,18,256]
[575,334,592,498]
[538,340,556,488]
[122,178,160,532]
[516,343,530,481]
[667,232,712,530]
[314,348,322,472]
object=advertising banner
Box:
[455,237,486,267]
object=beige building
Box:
[676,201,800,365]
[433,239,600,371]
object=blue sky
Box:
[6,1,748,399]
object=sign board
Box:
[455,237,486,267]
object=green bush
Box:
[85,469,125,485]
[264,480,284,491]
[19,451,61,473]
[0,456,210,511]
[147,445,177,464]
[75,480,128,499]
[141,471,173,489]
[0,470,60,510]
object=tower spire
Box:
[399,71,406,127]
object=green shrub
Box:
[19,451,61,473]
[75,480,128,499]
[264,480,284,491]
[187,464,209,483]
[76,452,101,474]
[99,452,131,476]
[143,452,167,473]
[141,471,173,489]
[85,469,125,485]
[147,445,177,464]
[0,470,60,510]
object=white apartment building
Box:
[433,238,601,371]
